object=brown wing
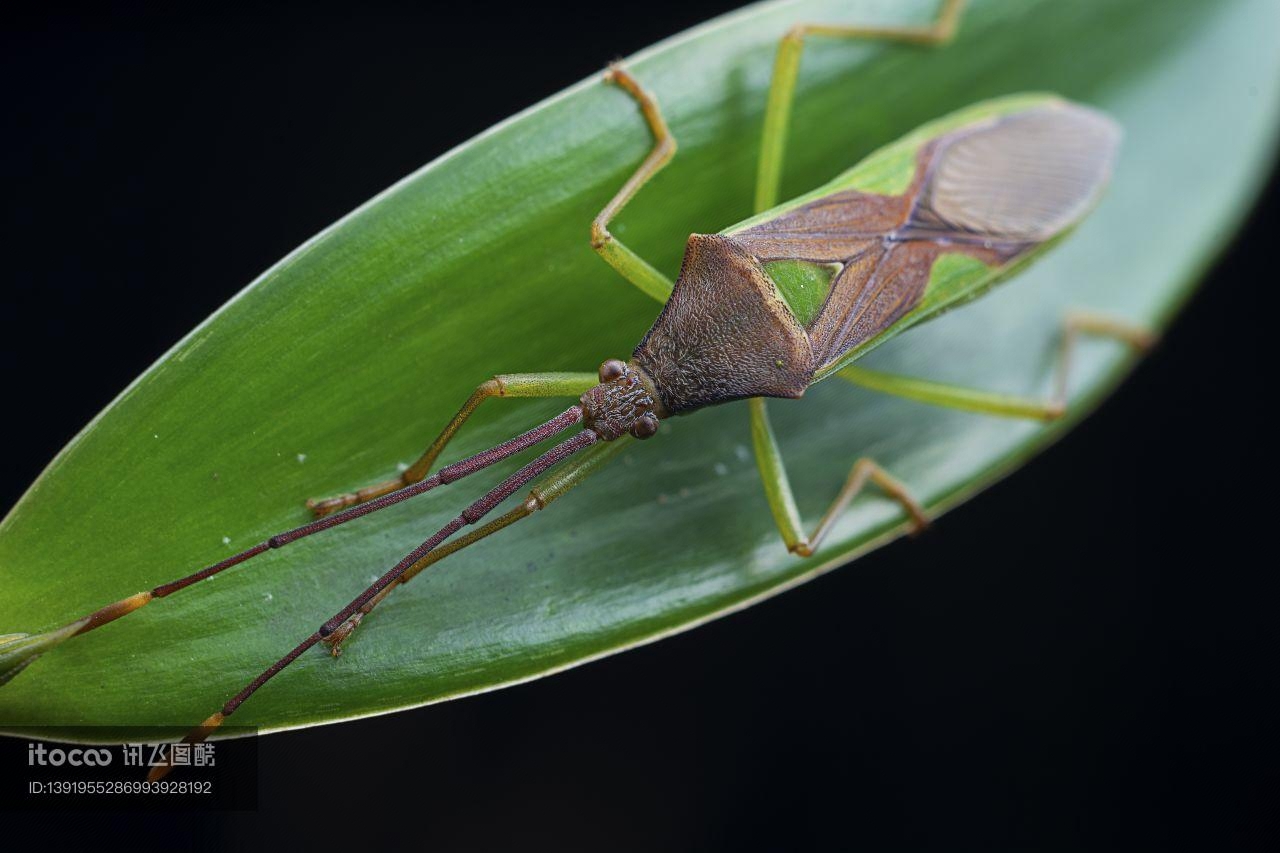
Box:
[733,103,1121,369]
[726,194,908,262]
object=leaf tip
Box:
[0,618,90,687]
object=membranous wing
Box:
[728,98,1121,374]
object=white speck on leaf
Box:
[713,462,729,476]
[734,444,750,462]
[297,453,307,464]
[263,592,273,603]
[397,462,409,473]
[221,536,231,546]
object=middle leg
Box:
[746,2,966,554]
[755,0,966,212]
[749,398,928,559]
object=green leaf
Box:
[1,0,1276,739]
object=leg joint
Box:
[789,541,814,558]
[589,218,613,251]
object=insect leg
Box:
[836,310,1157,421]
[591,65,677,305]
[322,438,631,655]
[749,398,928,558]
[755,0,965,212]
[308,371,598,517]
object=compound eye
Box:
[599,359,628,382]
[630,413,659,440]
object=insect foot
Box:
[306,480,400,518]
[306,493,358,518]
[320,612,365,657]
[580,359,662,441]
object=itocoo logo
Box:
[28,743,113,766]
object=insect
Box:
[1,0,1156,776]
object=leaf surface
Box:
[2,0,1276,738]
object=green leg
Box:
[837,310,1158,420]
[592,65,677,305]
[747,2,964,556]
[308,371,598,517]
[749,398,928,559]
[322,437,632,654]
[755,0,965,213]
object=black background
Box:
[3,2,1276,849]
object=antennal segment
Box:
[2,406,584,687]
[151,425,600,779]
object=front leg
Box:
[749,398,928,558]
[307,371,598,517]
[592,65,678,305]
